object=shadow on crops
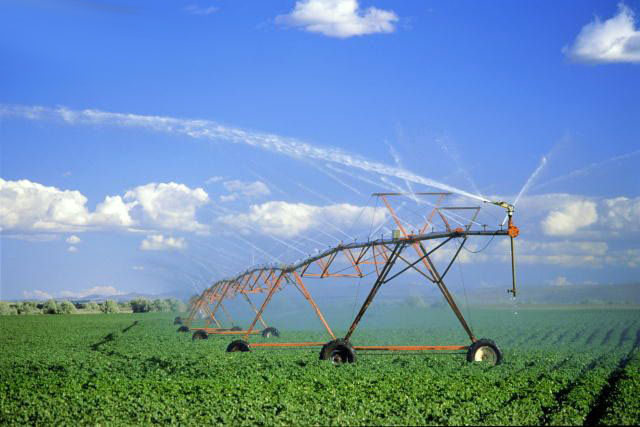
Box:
[90,321,139,351]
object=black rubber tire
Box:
[230,326,242,331]
[226,340,251,353]
[466,338,502,365]
[319,339,356,364]
[177,325,190,333]
[261,327,280,338]
[174,316,183,325]
[192,330,208,341]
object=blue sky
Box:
[1,0,639,301]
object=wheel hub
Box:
[330,351,344,364]
[474,346,497,364]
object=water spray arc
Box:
[181,193,519,365]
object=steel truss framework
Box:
[180,193,519,363]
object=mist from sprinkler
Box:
[2,104,496,205]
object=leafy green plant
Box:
[0,301,18,315]
[130,298,151,313]
[0,307,638,425]
[58,300,77,314]
[101,299,119,313]
[16,301,41,315]
[43,299,58,314]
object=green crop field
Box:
[1,307,639,425]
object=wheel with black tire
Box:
[319,339,356,364]
[261,327,280,338]
[467,338,502,365]
[230,326,242,331]
[177,325,189,333]
[192,330,208,341]
[226,340,251,353]
[174,316,183,325]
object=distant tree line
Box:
[0,298,187,315]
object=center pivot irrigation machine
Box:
[177,193,519,365]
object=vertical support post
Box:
[292,272,336,340]
[507,214,518,298]
[344,243,404,341]
[244,270,285,340]
[509,236,517,297]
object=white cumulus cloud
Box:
[276,0,398,38]
[1,179,210,235]
[220,180,270,202]
[0,178,91,232]
[541,199,598,236]
[125,182,210,233]
[564,3,640,63]
[548,276,571,287]
[65,235,81,244]
[609,248,640,268]
[67,246,78,253]
[140,234,187,251]
[601,196,640,231]
[501,239,608,267]
[92,195,136,228]
[219,201,386,237]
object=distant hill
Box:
[70,291,188,304]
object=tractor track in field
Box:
[584,329,640,426]
[569,328,586,345]
[539,329,557,344]
[617,324,633,347]
[600,326,616,346]
[538,352,617,426]
[476,356,577,422]
[553,329,571,345]
[585,327,602,345]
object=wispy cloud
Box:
[184,4,218,16]
[205,176,224,185]
[60,285,124,298]
[564,3,640,63]
[22,289,53,300]
[0,104,491,204]
[276,0,398,38]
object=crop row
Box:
[1,308,639,425]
